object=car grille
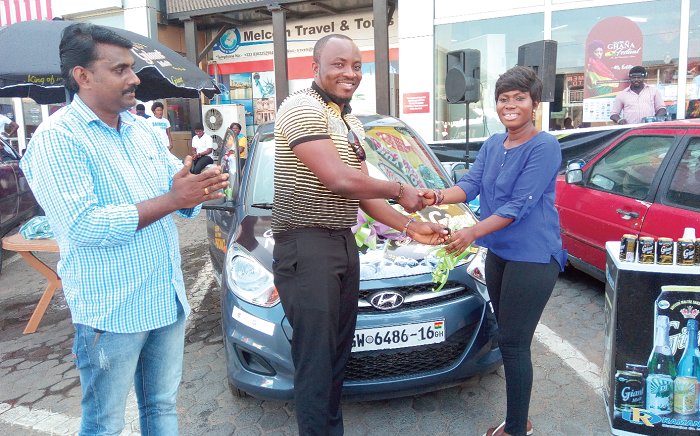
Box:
[357,280,470,313]
[344,321,478,382]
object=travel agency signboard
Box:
[210,11,398,79]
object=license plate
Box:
[351,320,445,352]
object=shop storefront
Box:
[205,9,399,141]
[399,0,700,143]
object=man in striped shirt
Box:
[272,34,447,436]
[610,66,667,124]
[20,23,229,436]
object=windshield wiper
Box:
[251,202,274,209]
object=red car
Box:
[556,120,700,281]
[0,138,42,272]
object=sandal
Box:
[483,420,534,436]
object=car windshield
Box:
[246,117,451,209]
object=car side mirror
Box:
[203,129,240,212]
[565,160,584,185]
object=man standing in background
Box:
[610,66,667,124]
[135,103,150,118]
[149,101,173,150]
[655,65,677,119]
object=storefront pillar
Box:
[677,0,691,120]
[184,18,202,130]
[373,0,390,115]
[12,98,26,154]
[269,4,289,106]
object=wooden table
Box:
[2,234,61,333]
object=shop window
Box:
[22,98,43,142]
[165,98,192,132]
[0,98,14,125]
[552,1,682,128]
[434,13,544,141]
[687,1,700,115]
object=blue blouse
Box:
[456,131,567,270]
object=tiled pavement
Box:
[0,213,612,435]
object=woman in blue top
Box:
[423,66,566,436]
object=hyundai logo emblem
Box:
[368,291,404,310]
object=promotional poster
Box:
[583,17,644,123]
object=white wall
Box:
[435,0,544,22]
[398,0,434,142]
[53,0,123,18]
[53,0,157,37]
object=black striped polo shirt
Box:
[272,82,365,234]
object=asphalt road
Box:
[0,213,612,435]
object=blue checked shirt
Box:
[21,95,198,333]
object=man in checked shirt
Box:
[20,23,229,436]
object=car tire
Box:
[228,379,248,398]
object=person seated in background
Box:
[135,103,150,118]
[563,117,574,129]
[191,122,214,174]
[0,113,19,139]
[610,66,666,125]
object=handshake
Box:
[396,186,443,213]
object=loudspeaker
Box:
[551,74,565,113]
[517,40,557,102]
[445,49,480,104]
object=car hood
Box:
[234,203,478,280]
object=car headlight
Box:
[225,247,279,307]
[466,246,487,284]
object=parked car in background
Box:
[0,138,42,272]
[556,120,700,281]
[203,115,502,400]
[429,125,627,175]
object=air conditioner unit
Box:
[202,104,246,151]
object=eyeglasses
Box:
[629,74,646,79]
[347,130,366,162]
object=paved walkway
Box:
[0,214,612,435]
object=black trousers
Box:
[191,155,213,174]
[485,250,560,436]
[272,227,359,436]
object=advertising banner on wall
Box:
[211,11,398,68]
[583,17,643,123]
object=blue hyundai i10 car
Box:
[203,114,501,400]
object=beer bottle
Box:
[646,315,676,414]
[674,319,698,414]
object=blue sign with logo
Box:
[215,28,242,55]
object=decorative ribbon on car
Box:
[428,224,476,292]
[351,208,401,250]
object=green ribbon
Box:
[352,210,400,250]
[428,246,472,292]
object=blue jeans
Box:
[72,301,186,436]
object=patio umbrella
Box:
[0,20,219,104]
